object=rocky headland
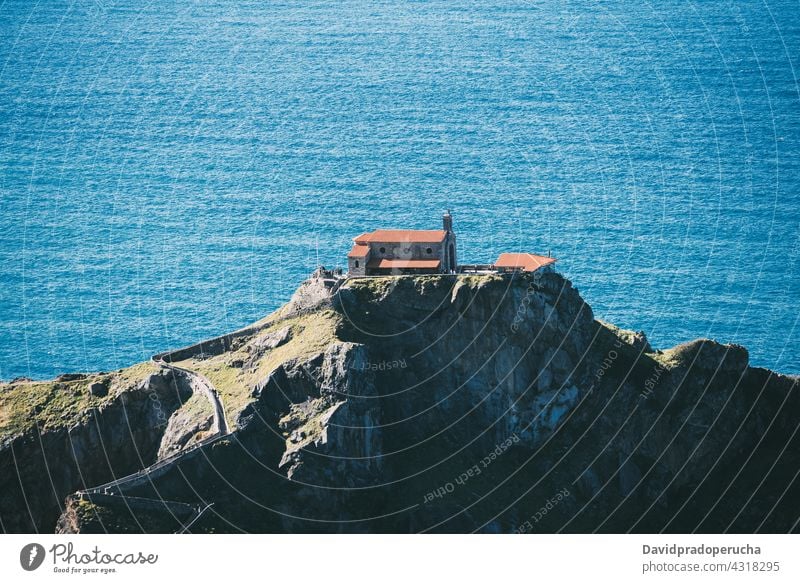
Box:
[1,270,797,533]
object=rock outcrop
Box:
[0,366,191,532]
[2,271,797,533]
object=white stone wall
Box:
[348,254,368,276]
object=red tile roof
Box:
[347,244,370,258]
[355,229,447,244]
[494,253,556,272]
[366,258,441,270]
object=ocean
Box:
[0,0,798,379]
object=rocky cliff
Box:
[2,271,797,533]
[0,364,191,532]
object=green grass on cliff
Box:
[456,273,504,286]
[172,309,342,427]
[342,276,396,298]
[344,273,502,301]
[590,320,674,394]
[0,362,157,442]
[652,344,694,369]
[651,338,749,371]
[0,306,345,443]
[597,320,645,347]
[68,496,189,534]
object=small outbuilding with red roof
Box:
[493,252,557,273]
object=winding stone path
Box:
[151,354,229,435]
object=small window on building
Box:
[355,260,359,268]
[379,247,386,254]
[426,247,433,254]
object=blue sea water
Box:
[0,0,798,379]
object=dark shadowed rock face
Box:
[4,272,798,533]
[0,369,190,533]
